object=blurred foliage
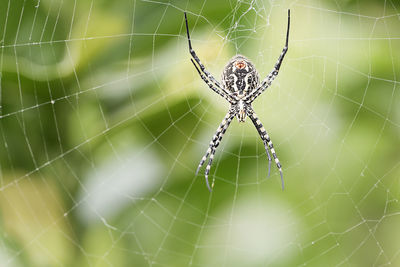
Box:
[0,0,400,266]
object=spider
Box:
[185,10,290,191]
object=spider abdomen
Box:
[221,55,260,96]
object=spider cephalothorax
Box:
[185,10,290,191]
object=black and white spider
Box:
[185,10,290,191]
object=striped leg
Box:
[263,140,272,177]
[248,109,284,189]
[184,12,234,99]
[196,112,235,191]
[246,72,276,104]
[245,10,290,104]
[204,114,234,191]
[190,59,235,104]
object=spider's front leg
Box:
[247,107,284,189]
[190,59,236,104]
[184,12,221,88]
[245,9,290,104]
[196,110,235,191]
[184,12,235,101]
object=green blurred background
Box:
[0,0,399,266]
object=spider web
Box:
[0,0,400,266]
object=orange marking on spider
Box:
[235,61,246,69]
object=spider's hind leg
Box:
[195,145,214,192]
[195,146,212,176]
[248,109,284,189]
[196,111,234,191]
[263,140,272,177]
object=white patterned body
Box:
[221,55,260,122]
